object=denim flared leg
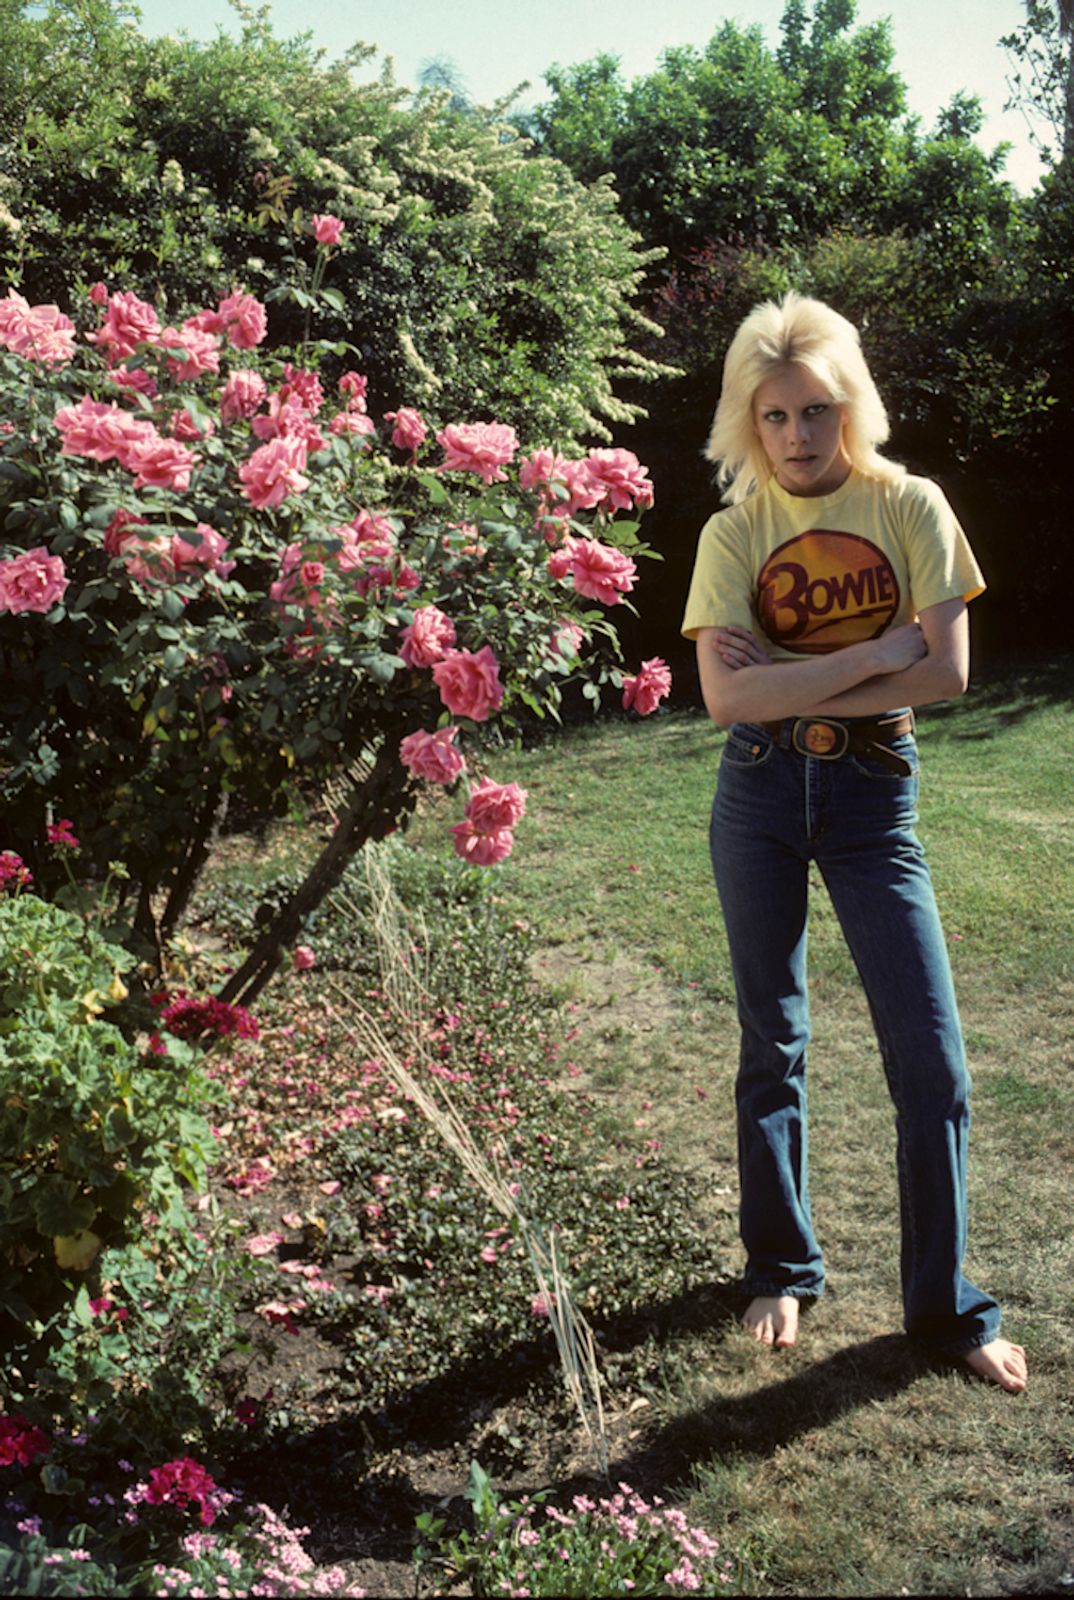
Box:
[709,720,1001,1353]
[814,745,1001,1354]
[710,727,825,1299]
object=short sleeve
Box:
[899,477,985,612]
[681,508,757,640]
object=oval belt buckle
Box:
[792,718,849,759]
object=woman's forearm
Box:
[698,638,892,725]
[803,662,964,717]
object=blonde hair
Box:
[705,291,904,504]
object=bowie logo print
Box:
[756,529,900,653]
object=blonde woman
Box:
[682,293,1026,1391]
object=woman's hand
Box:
[711,625,772,671]
[870,623,928,675]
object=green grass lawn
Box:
[410,658,1074,1595]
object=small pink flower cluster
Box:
[0,289,77,366]
[46,817,80,848]
[0,1412,50,1467]
[88,1294,129,1322]
[143,1455,221,1526]
[0,850,32,890]
[0,546,69,615]
[157,993,260,1041]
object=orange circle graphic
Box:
[803,723,839,755]
[756,530,900,654]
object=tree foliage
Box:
[0,0,669,445]
[526,0,1014,281]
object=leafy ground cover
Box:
[3,657,1072,1595]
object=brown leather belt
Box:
[759,713,915,776]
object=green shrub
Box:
[0,893,216,1330]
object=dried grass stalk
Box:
[323,849,609,1476]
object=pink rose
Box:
[436,421,518,485]
[544,619,585,664]
[279,364,324,415]
[121,533,176,586]
[216,290,267,349]
[338,370,368,407]
[88,281,109,306]
[253,396,327,454]
[310,213,345,246]
[399,604,456,668]
[399,726,466,785]
[432,645,504,722]
[163,322,221,381]
[583,447,654,512]
[168,408,215,442]
[0,547,69,614]
[329,409,376,438]
[292,946,316,972]
[560,458,604,515]
[104,508,148,557]
[449,819,514,866]
[518,447,569,493]
[53,396,153,463]
[0,293,76,366]
[465,777,527,832]
[172,523,234,579]
[238,437,310,509]
[123,433,199,493]
[87,290,161,362]
[220,369,268,423]
[546,536,580,581]
[622,657,672,715]
[384,407,427,454]
[569,538,637,606]
[108,366,158,399]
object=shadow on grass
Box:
[226,1278,934,1568]
[601,1328,931,1490]
[923,651,1074,734]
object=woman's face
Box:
[753,363,851,497]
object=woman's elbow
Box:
[938,655,969,699]
[700,682,737,728]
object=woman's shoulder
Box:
[863,468,956,527]
[700,485,772,536]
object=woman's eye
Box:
[806,404,828,415]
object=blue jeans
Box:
[709,716,1001,1356]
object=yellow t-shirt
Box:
[681,469,985,657]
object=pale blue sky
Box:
[130,0,1047,192]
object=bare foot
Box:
[742,1295,799,1348]
[963,1339,1027,1393]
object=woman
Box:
[681,292,1026,1392]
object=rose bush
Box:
[0,265,669,999]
